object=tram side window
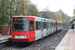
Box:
[51,23,53,27]
[54,23,55,27]
[36,21,41,30]
[47,22,49,28]
[58,23,59,26]
[49,23,51,27]
[38,22,41,30]
[50,23,52,28]
[51,23,53,29]
[53,23,54,27]
[36,22,38,30]
[30,21,34,31]
[61,23,62,26]
[41,22,43,30]
[43,22,47,29]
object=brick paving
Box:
[67,29,75,50]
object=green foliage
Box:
[0,0,70,33]
[2,0,10,25]
[0,0,11,32]
[37,13,43,17]
[28,4,37,16]
[59,10,65,18]
[40,9,70,25]
[59,9,70,25]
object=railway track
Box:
[39,29,68,50]
[0,26,69,50]
[26,27,68,50]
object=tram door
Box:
[29,17,35,41]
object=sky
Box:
[31,0,74,17]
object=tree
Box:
[28,4,38,16]
[56,12,63,22]
[1,0,10,25]
[59,9,70,25]
[0,0,2,28]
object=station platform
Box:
[0,35,11,43]
[55,29,75,50]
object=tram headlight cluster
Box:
[12,36,15,38]
[12,36,28,39]
[24,36,28,39]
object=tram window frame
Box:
[53,23,54,27]
[43,22,47,29]
[41,22,43,30]
[51,23,53,27]
[36,21,41,30]
[29,21,34,31]
[36,21,38,30]
[43,22,44,29]
[38,22,41,30]
[50,22,52,28]
[54,23,56,27]
[49,22,50,27]
[47,22,49,28]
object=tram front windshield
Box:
[13,17,28,32]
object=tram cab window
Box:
[30,21,34,31]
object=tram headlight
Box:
[12,36,15,38]
[24,36,28,39]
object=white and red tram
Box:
[11,16,62,42]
